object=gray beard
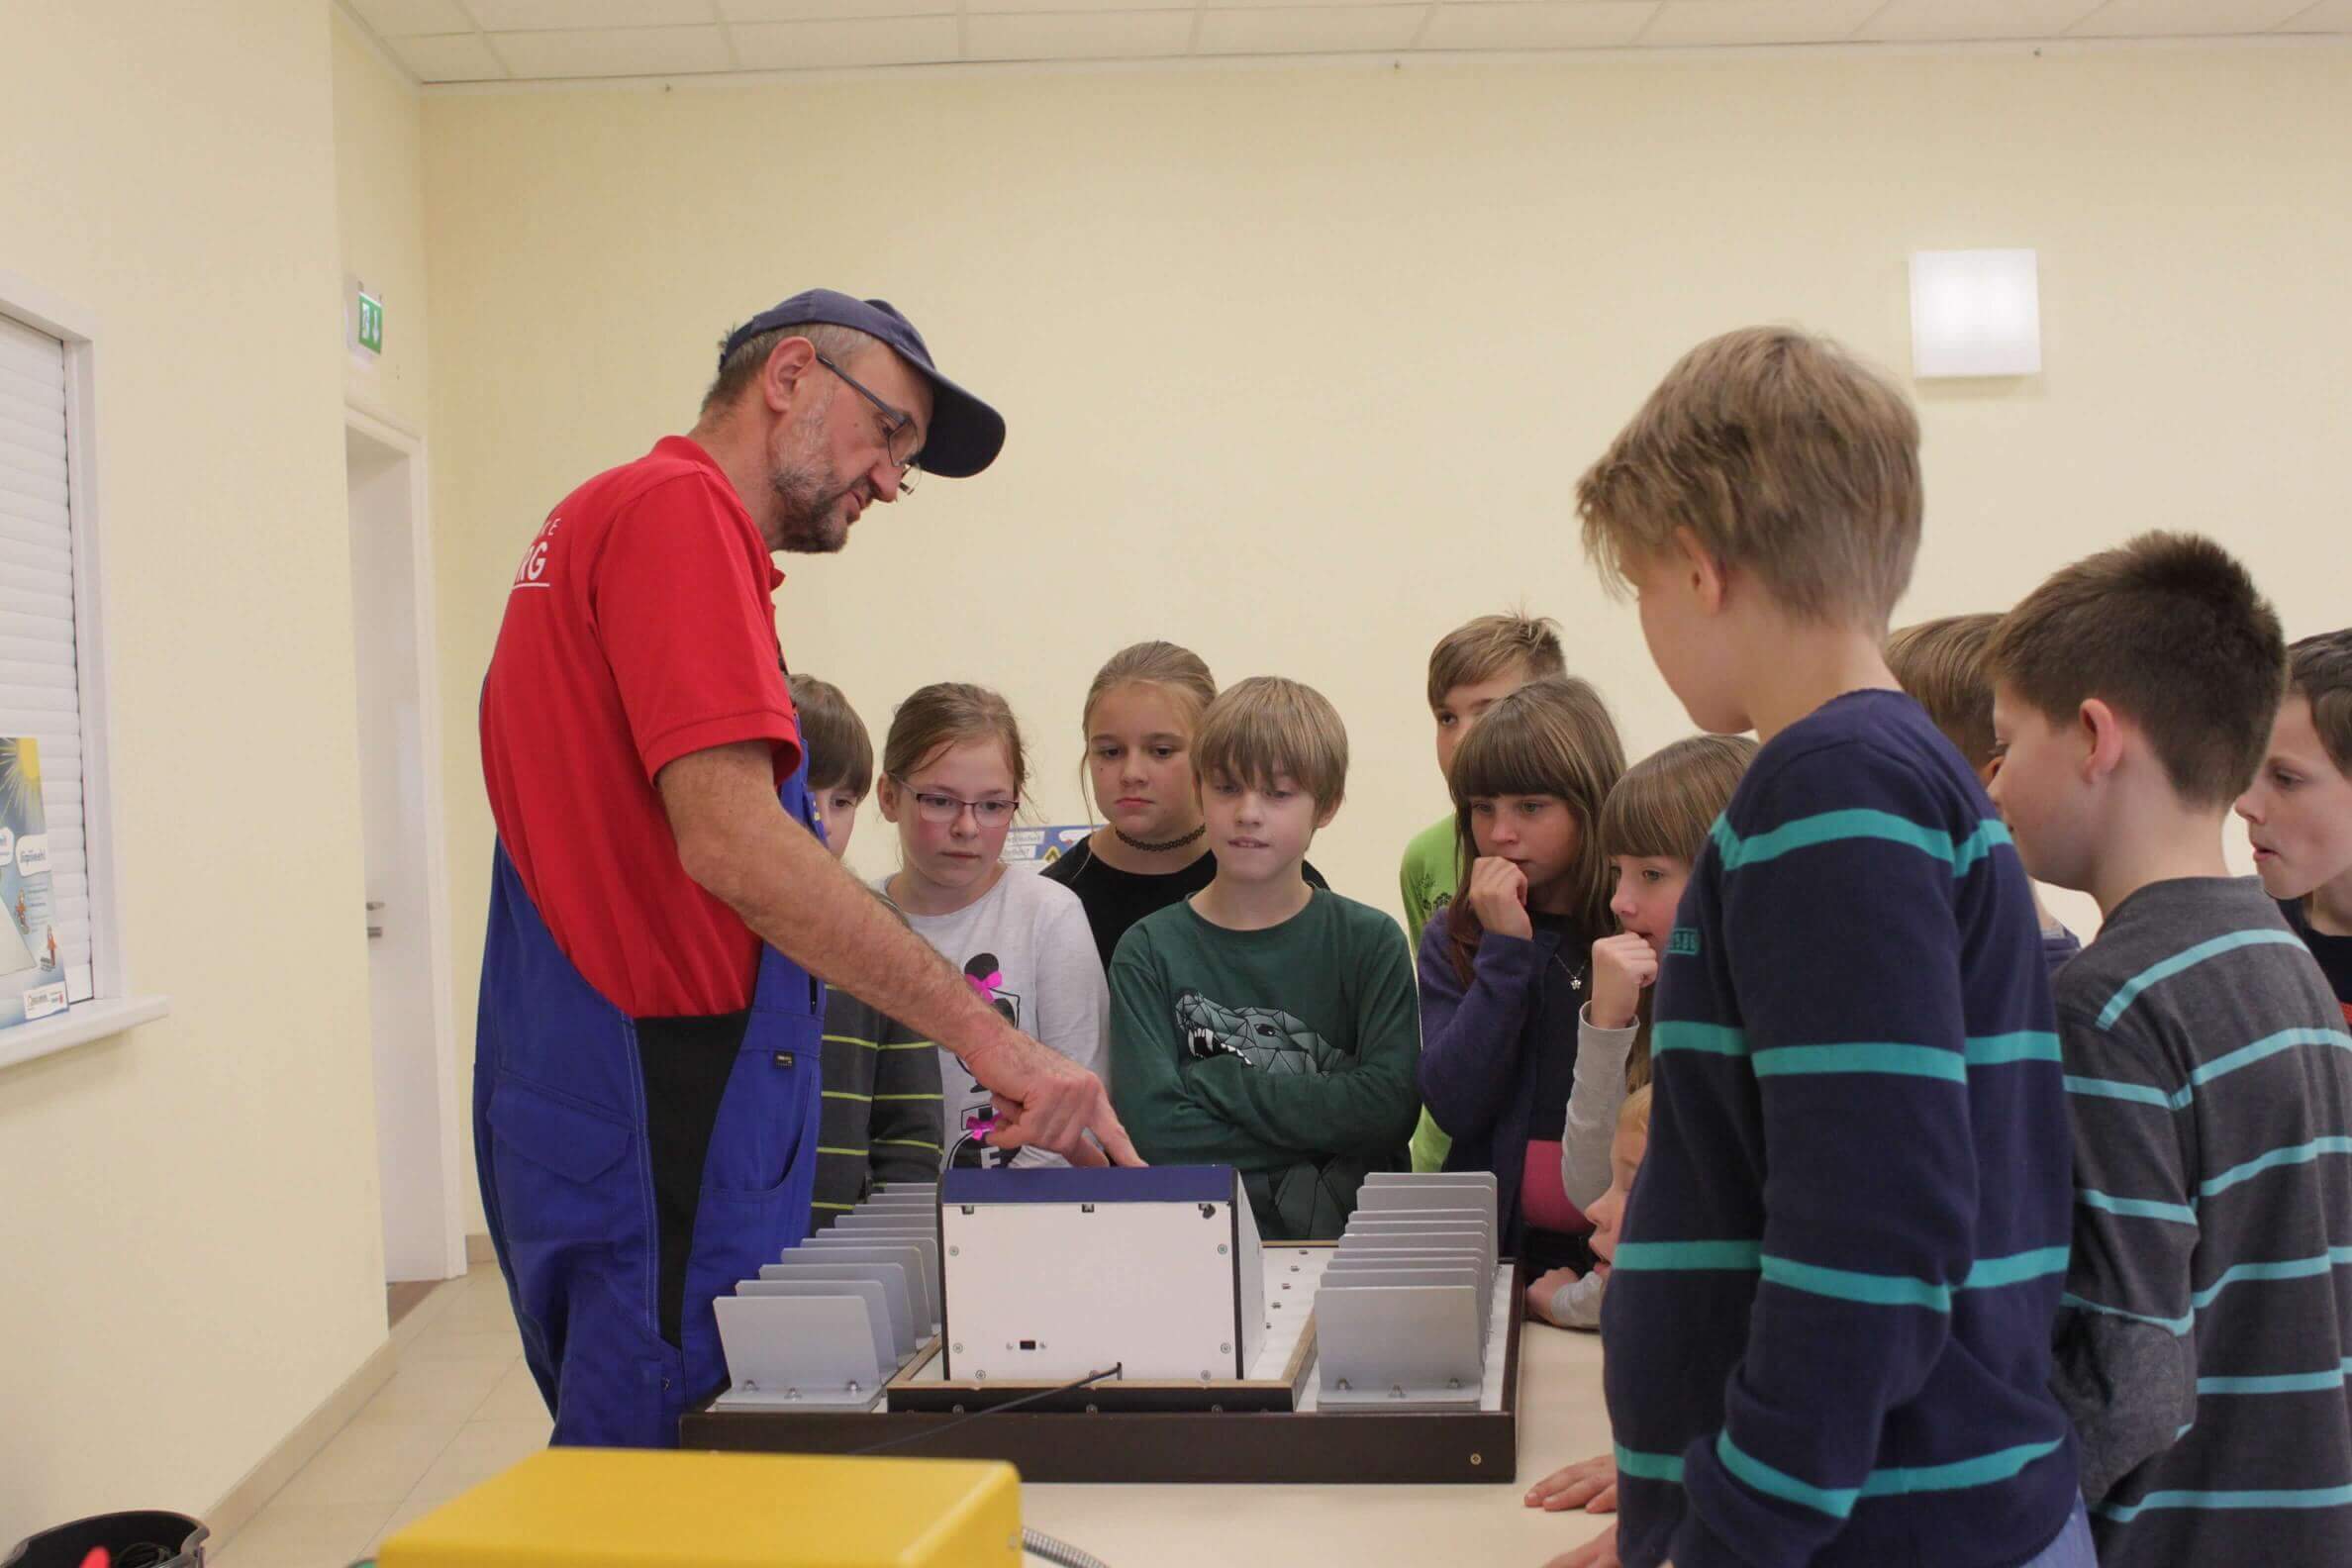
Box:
[768,460,851,553]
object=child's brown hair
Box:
[1192,676,1348,814]
[1598,734,1758,1088]
[2288,630,2352,775]
[1576,326,1922,633]
[1599,735,1758,866]
[787,672,874,797]
[1442,678,1626,985]
[881,682,1029,799]
[1988,532,2286,809]
[1886,614,2003,771]
[1427,613,1567,712]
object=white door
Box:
[346,417,463,1284]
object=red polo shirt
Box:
[481,436,801,1018]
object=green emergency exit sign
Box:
[355,288,384,355]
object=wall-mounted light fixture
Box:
[1909,249,2041,378]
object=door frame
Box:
[345,402,466,1282]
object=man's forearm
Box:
[669,754,1013,1069]
[741,819,1011,1067]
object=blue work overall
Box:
[473,758,824,1448]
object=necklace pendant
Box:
[1572,974,1584,990]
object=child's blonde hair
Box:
[1576,327,1922,633]
[882,682,1028,800]
[1427,613,1567,711]
[1078,641,1218,813]
[1886,614,2002,771]
[1599,735,1758,1089]
[1620,1083,1653,1137]
[1442,678,1626,985]
[1192,676,1348,813]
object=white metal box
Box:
[938,1165,1263,1384]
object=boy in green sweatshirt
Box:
[1109,676,1421,1240]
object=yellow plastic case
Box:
[376,1448,1023,1568]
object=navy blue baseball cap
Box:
[719,290,1006,479]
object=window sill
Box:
[0,995,171,1072]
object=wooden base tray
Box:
[679,1259,1525,1485]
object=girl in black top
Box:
[1043,641,1323,967]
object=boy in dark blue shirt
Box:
[1568,328,2084,1568]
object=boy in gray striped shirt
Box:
[1989,534,2352,1566]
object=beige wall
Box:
[0,0,387,1537]
[426,42,2352,979]
[336,13,433,436]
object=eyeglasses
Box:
[892,776,1019,828]
[816,352,924,494]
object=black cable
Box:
[841,1363,1124,1457]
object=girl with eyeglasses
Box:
[875,682,1109,1169]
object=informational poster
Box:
[0,737,66,1029]
[998,824,1097,873]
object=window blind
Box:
[0,310,94,1003]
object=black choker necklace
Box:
[1115,824,1207,855]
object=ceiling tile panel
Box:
[489,24,736,75]
[1196,5,1431,52]
[1421,1,1661,50]
[966,9,1197,57]
[1860,0,2107,43]
[466,0,720,31]
[2069,0,2313,35]
[348,0,478,36]
[386,31,513,78]
[731,15,965,67]
[1641,0,1887,47]
[2274,0,2352,27]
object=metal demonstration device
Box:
[693,1168,1523,1484]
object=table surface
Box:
[1021,1319,1617,1567]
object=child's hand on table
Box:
[1526,1450,1618,1513]
[1525,1267,1583,1325]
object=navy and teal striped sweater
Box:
[1601,690,2079,1568]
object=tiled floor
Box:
[213,1265,549,1568]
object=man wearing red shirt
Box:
[476,290,1134,1449]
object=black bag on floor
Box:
[2,1512,208,1568]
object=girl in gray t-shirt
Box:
[872,683,1109,1170]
